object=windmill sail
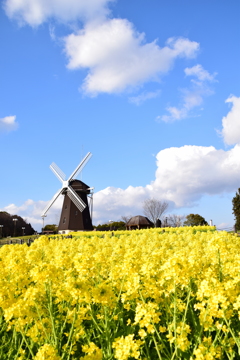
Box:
[50,162,66,182]
[41,188,63,216]
[69,152,92,181]
[67,187,86,212]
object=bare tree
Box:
[121,215,132,224]
[143,198,168,227]
[166,214,185,227]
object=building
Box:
[126,215,154,230]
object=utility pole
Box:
[42,215,47,233]
[13,218,18,237]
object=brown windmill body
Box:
[42,153,93,234]
[58,180,93,232]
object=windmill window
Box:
[63,217,66,224]
[65,205,68,209]
[75,211,78,216]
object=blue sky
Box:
[0,0,240,231]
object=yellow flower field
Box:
[0,226,240,359]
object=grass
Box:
[0,234,39,246]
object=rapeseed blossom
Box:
[112,334,142,360]
[0,226,240,359]
[34,344,60,360]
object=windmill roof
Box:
[126,215,153,226]
[70,179,91,191]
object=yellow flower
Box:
[112,335,142,360]
[138,329,147,338]
[81,343,102,360]
[159,326,167,333]
[34,344,60,360]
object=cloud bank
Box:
[3,0,113,26]
[92,143,240,223]
[3,198,62,228]
[4,0,200,97]
[64,22,199,95]
[221,96,240,145]
[0,115,18,132]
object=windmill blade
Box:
[41,188,63,216]
[67,186,86,212]
[50,162,66,183]
[68,152,92,181]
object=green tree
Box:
[43,224,58,233]
[0,212,35,237]
[232,188,240,231]
[95,221,126,231]
[183,214,208,227]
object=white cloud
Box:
[1,197,63,230]
[64,20,199,95]
[158,64,216,122]
[129,90,161,105]
[159,106,187,122]
[152,144,240,206]
[92,144,240,224]
[221,96,240,145]
[217,222,232,230]
[49,24,56,41]
[184,64,217,82]
[0,115,18,132]
[92,186,151,224]
[3,0,113,26]
[4,0,200,96]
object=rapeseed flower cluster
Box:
[0,226,240,359]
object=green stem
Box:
[59,306,72,344]
[89,308,103,334]
[144,340,151,360]
[18,326,35,358]
[35,302,51,343]
[152,333,162,360]
[172,283,177,358]
[13,336,24,360]
[104,306,113,358]
[61,308,77,360]
[45,283,58,347]
[66,340,74,360]
[223,314,240,355]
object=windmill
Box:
[42,152,93,233]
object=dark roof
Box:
[126,215,153,226]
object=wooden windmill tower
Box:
[42,152,93,233]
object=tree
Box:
[167,214,186,227]
[121,215,132,224]
[95,221,126,231]
[183,214,208,227]
[232,188,240,231]
[43,224,58,233]
[143,198,168,227]
[0,212,35,237]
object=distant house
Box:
[126,215,154,230]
